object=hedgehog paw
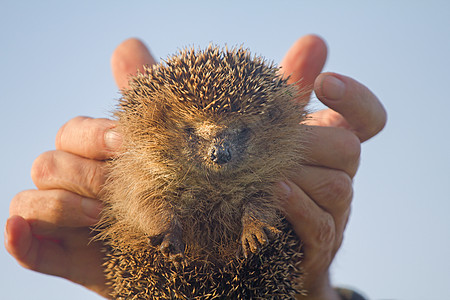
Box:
[241,219,281,258]
[157,233,186,267]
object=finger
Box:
[312,72,387,142]
[5,215,68,276]
[5,215,107,295]
[303,109,343,127]
[10,190,101,234]
[276,180,336,284]
[289,166,352,245]
[111,38,157,90]
[279,35,327,95]
[277,180,335,253]
[55,116,122,160]
[31,150,106,198]
[303,125,361,177]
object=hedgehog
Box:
[97,45,309,299]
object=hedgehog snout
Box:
[209,143,232,165]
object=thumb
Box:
[111,38,157,90]
[279,34,327,93]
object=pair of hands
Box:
[5,35,386,300]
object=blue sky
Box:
[1,1,449,299]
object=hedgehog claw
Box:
[171,252,188,270]
[242,226,267,258]
[241,219,280,258]
[154,232,185,266]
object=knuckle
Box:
[325,171,353,211]
[81,161,105,197]
[55,116,90,149]
[341,132,361,165]
[328,171,353,200]
[30,151,57,187]
[45,193,66,223]
[9,190,33,216]
[317,214,335,244]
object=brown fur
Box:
[97,45,308,297]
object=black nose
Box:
[210,144,232,164]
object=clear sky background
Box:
[1,1,449,299]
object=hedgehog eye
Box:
[238,127,251,141]
[267,107,282,121]
[184,126,198,142]
[184,126,195,135]
[240,127,250,135]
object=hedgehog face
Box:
[181,118,252,173]
[118,46,305,180]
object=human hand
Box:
[278,35,386,299]
[4,117,115,298]
[4,39,155,298]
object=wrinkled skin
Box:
[5,35,386,300]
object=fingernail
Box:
[105,128,122,151]
[321,75,346,100]
[81,198,103,220]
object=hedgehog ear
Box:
[265,105,283,121]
